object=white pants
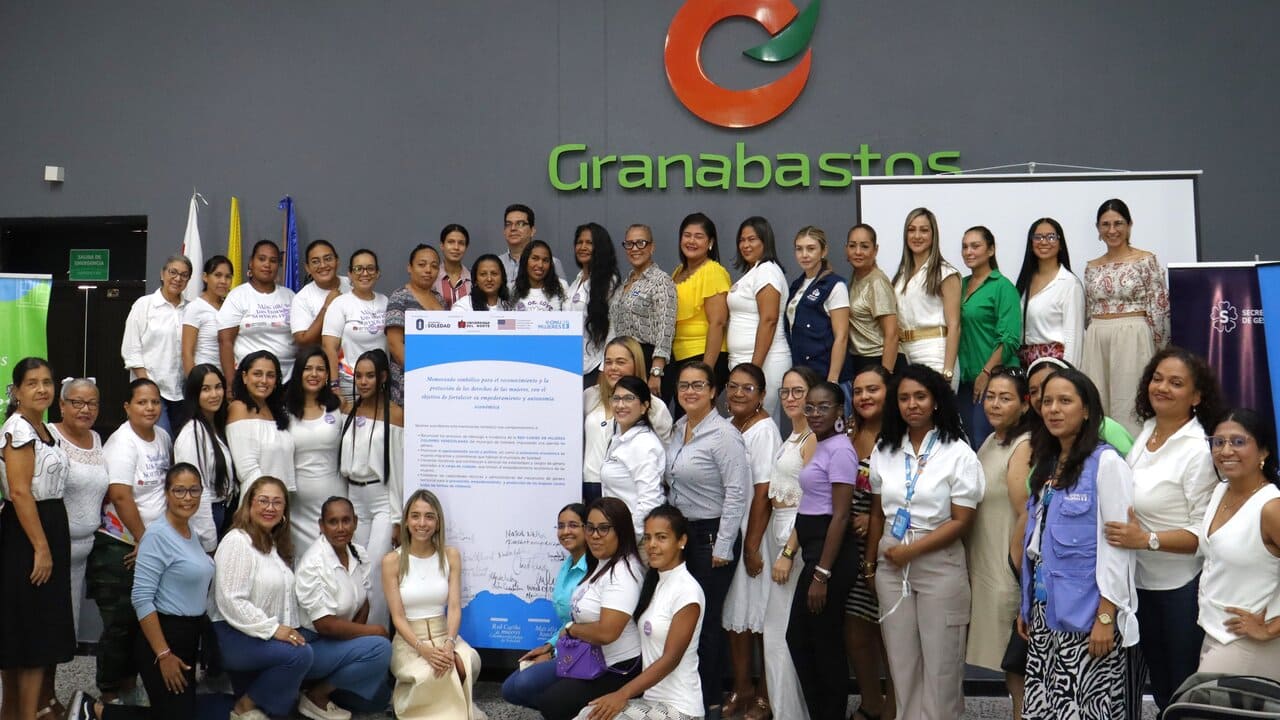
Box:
[900,337,958,391]
[761,506,809,720]
[70,534,94,639]
[350,481,394,624]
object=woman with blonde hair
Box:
[786,226,851,386]
[891,208,961,387]
[583,336,673,503]
[384,490,486,720]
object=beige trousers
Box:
[1199,633,1280,683]
[1080,316,1153,437]
[875,534,970,720]
[390,616,482,720]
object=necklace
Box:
[1215,480,1269,520]
[732,408,763,432]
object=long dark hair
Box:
[577,223,620,347]
[677,213,720,271]
[1027,368,1105,497]
[1014,218,1072,298]
[1214,408,1280,486]
[878,363,966,452]
[468,253,510,311]
[734,216,784,274]
[583,497,641,587]
[6,357,53,419]
[1133,346,1225,430]
[285,346,342,418]
[514,240,565,302]
[338,349,393,491]
[633,504,689,618]
[180,364,234,500]
[232,351,289,430]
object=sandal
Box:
[743,696,772,720]
[36,698,68,720]
[722,692,753,718]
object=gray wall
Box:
[2,1,1277,286]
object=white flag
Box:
[182,192,207,302]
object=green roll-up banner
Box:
[0,273,53,418]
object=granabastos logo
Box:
[545,0,963,192]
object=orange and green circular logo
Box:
[665,0,820,129]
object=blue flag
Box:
[278,195,301,291]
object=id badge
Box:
[890,508,910,540]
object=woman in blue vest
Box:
[785,226,851,391]
[1018,367,1140,720]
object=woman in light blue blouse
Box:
[70,463,215,719]
[500,503,596,709]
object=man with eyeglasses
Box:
[608,224,678,390]
[500,203,564,287]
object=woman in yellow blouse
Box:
[663,212,731,417]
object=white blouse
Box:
[1021,264,1085,366]
[48,426,107,541]
[583,386,674,486]
[121,288,188,400]
[894,261,959,330]
[600,425,667,538]
[727,261,788,363]
[173,420,235,552]
[743,418,782,490]
[227,417,296,493]
[211,528,298,639]
[0,415,69,502]
[339,417,404,508]
[869,430,985,531]
[567,272,617,373]
[182,297,222,368]
[295,539,371,631]
[638,563,705,717]
[1126,417,1218,590]
[1198,482,1280,645]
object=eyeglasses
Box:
[726,382,759,395]
[1208,435,1253,452]
[351,265,379,275]
[677,381,711,392]
[254,497,286,510]
[584,523,614,537]
[1031,233,1060,244]
[307,254,337,266]
[504,220,531,229]
[610,393,639,404]
[778,387,806,399]
[989,366,1026,380]
[804,402,837,415]
[169,486,203,499]
[65,399,100,411]
[164,268,192,280]
[621,240,652,250]
[555,522,583,531]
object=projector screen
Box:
[853,172,1201,281]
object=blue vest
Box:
[1020,443,1109,634]
[785,271,851,382]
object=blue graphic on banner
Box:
[1256,263,1280,432]
[460,592,560,650]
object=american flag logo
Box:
[498,319,516,330]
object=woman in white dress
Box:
[728,217,790,418]
[891,208,961,388]
[583,337,674,504]
[512,240,569,312]
[226,350,295,495]
[285,346,346,557]
[340,349,404,624]
[722,363,782,719]
[182,255,234,376]
[174,364,236,551]
[323,249,389,401]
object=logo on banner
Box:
[665,0,820,128]
[1211,301,1239,333]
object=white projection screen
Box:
[854,172,1201,277]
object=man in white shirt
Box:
[500,203,564,287]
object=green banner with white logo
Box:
[0,274,52,417]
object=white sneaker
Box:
[228,708,270,720]
[297,693,352,720]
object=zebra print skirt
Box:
[1023,601,1142,720]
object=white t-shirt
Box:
[638,563,705,716]
[513,281,570,312]
[869,430,986,531]
[103,422,173,530]
[217,284,297,380]
[786,274,851,327]
[727,262,788,363]
[571,556,644,665]
[291,277,352,335]
[182,297,222,368]
[322,292,389,377]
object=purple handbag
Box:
[554,635,610,679]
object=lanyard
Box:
[902,431,939,508]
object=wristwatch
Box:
[1147,532,1161,551]
[564,621,574,637]
[1097,612,1114,626]
[943,369,955,381]
[649,366,664,377]
[781,546,795,559]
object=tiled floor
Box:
[4,655,1158,719]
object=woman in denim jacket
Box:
[1017,368,1139,720]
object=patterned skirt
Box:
[844,489,879,621]
[1023,601,1141,720]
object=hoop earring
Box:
[835,417,845,433]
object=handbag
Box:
[554,635,610,680]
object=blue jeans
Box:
[501,657,558,708]
[958,381,993,449]
[300,629,393,705]
[1137,575,1204,710]
[213,621,313,717]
